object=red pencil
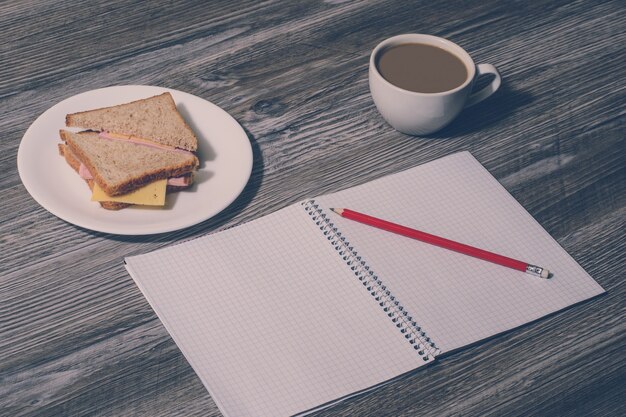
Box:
[330,208,550,279]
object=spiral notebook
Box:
[124,151,603,417]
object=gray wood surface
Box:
[1,0,625,416]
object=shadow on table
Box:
[79,123,264,243]
[428,83,535,138]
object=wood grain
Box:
[1,0,624,416]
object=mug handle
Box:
[465,64,501,107]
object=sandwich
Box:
[58,92,199,210]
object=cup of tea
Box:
[369,34,501,135]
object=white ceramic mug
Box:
[369,34,501,135]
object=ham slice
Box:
[79,163,93,179]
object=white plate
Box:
[17,85,253,235]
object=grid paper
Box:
[125,151,604,416]
[125,204,427,417]
[314,151,604,353]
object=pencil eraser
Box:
[541,269,550,279]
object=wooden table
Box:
[2,1,624,415]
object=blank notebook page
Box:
[315,152,604,353]
[125,204,426,417]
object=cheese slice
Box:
[91,180,167,205]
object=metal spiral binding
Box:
[301,199,441,361]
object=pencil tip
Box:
[330,208,343,215]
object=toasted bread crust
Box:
[60,130,198,196]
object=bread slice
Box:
[65,92,198,151]
[60,130,199,197]
[59,143,195,210]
